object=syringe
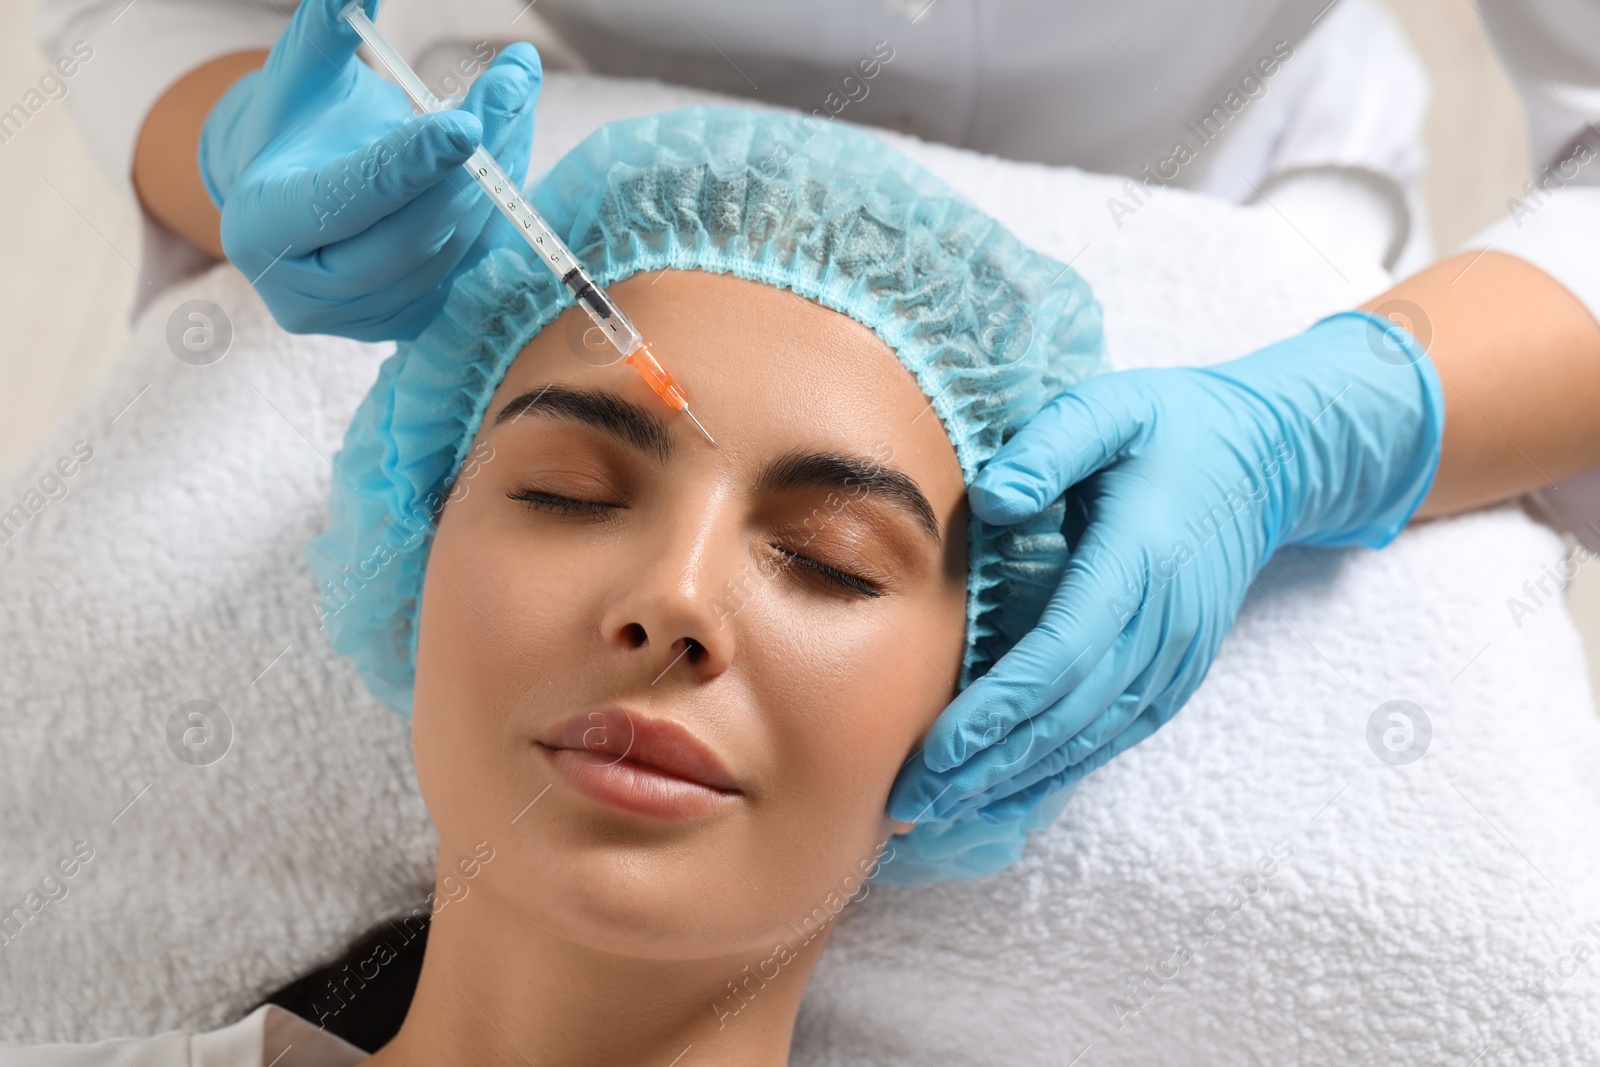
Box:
[338,1,718,449]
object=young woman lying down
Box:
[0,104,1104,1067]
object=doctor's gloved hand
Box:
[199,0,542,342]
[888,310,1447,826]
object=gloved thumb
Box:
[454,43,543,186]
[251,0,375,132]
[969,372,1148,524]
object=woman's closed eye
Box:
[508,488,621,520]
[504,488,886,598]
[768,545,885,598]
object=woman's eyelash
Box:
[771,546,885,598]
[505,490,885,598]
[507,489,619,518]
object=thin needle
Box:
[683,407,719,449]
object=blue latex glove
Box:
[888,310,1446,825]
[199,0,541,341]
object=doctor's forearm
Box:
[131,49,267,261]
[1361,251,1600,521]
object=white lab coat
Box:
[0,1005,363,1066]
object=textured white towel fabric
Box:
[1,73,1597,1065]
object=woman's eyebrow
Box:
[757,450,942,547]
[493,383,672,464]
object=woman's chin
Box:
[491,838,786,961]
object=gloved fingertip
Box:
[314,0,370,38]
[498,64,534,99]
[885,797,921,825]
[921,742,961,775]
[429,112,482,155]
[887,767,955,824]
[459,73,534,137]
[968,476,1038,523]
[886,785,934,825]
[496,41,545,83]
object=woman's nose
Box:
[598,502,740,681]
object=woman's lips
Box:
[537,705,741,820]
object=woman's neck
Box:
[365,887,833,1067]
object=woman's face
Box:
[412,269,969,959]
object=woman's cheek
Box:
[418,500,591,734]
[770,604,940,784]
[747,635,900,880]
[451,496,612,645]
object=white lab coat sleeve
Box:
[1466,0,1600,550]
[1482,184,1600,553]
[1466,0,1600,324]
[34,0,287,207]
[1465,187,1600,328]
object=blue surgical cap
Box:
[309,104,1106,885]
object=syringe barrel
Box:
[559,265,645,357]
[462,148,645,356]
[464,148,575,272]
[342,3,444,112]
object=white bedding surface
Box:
[1,72,1597,1065]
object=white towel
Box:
[2,73,1596,1066]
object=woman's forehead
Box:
[498,269,968,510]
